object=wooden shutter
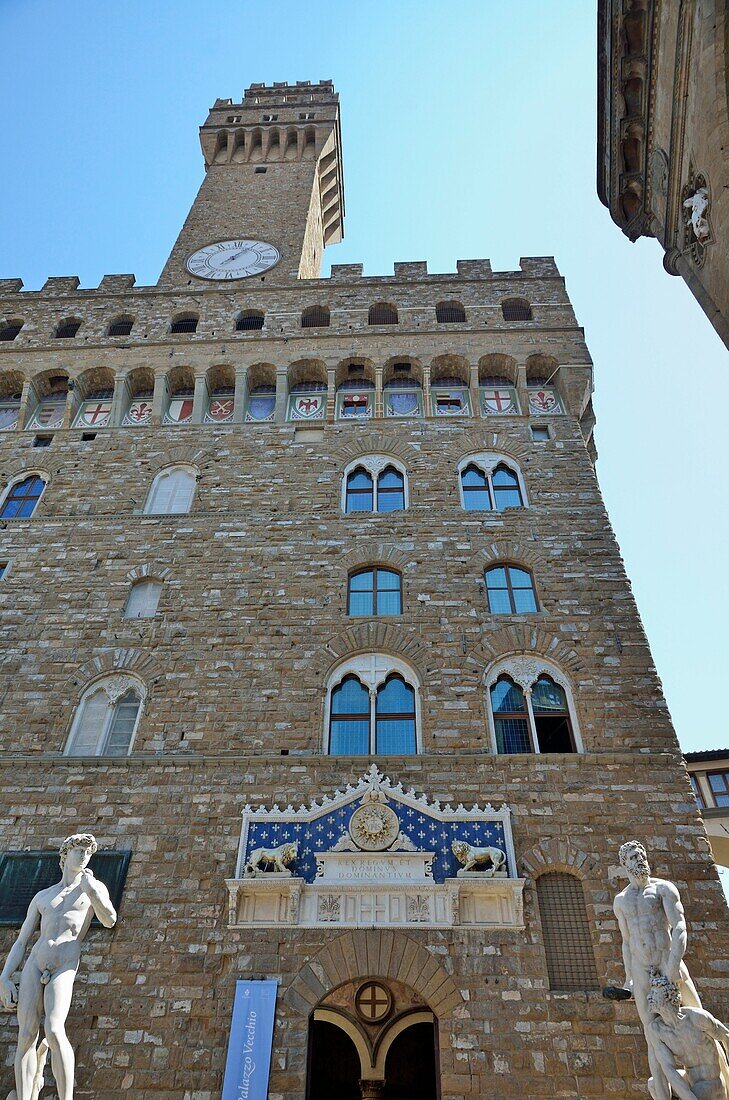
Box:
[536,872,599,991]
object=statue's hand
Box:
[78,869,96,895]
[0,977,17,1012]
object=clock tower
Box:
[157,79,344,288]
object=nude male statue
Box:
[0,833,117,1100]
[613,840,729,1100]
[647,972,729,1100]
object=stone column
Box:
[151,373,167,427]
[16,380,33,432]
[62,384,77,429]
[422,364,432,418]
[469,362,480,418]
[375,365,384,419]
[233,365,249,424]
[326,365,337,422]
[515,362,529,417]
[109,374,128,428]
[360,1081,385,1099]
[192,372,208,425]
[275,367,288,424]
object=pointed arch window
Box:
[488,664,579,754]
[65,678,144,757]
[348,568,402,616]
[326,656,421,755]
[344,459,407,514]
[485,566,537,613]
[459,456,525,512]
[144,466,196,515]
[0,475,46,519]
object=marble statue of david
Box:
[0,833,117,1100]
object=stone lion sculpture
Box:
[451,839,506,874]
[245,841,299,875]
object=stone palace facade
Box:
[0,80,726,1099]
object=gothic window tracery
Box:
[343,457,408,513]
[325,655,421,755]
[458,455,525,511]
[0,474,47,519]
[65,676,145,757]
[486,658,580,755]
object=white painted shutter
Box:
[146,469,195,514]
[67,691,111,756]
[124,580,162,618]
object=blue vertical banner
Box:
[222,979,278,1100]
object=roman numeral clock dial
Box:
[185,239,281,280]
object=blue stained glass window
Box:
[376,675,416,754]
[329,675,370,755]
[377,467,405,512]
[346,468,374,512]
[492,464,523,510]
[491,677,532,753]
[461,465,492,511]
[0,476,46,519]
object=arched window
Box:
[458,456,525,511]
[344,459,407,513]
[368,303,398,325]
[235,310,264,332]
[0,475,46,519]
[537,873,598,991]
[375,675,416,753]
[124,579,162,619]
[170,313,199,334]
[348,568,402,616]
[301,305,330,328]
[501,298,533,322]
[435,301,466,323]
[0,320,23,342]
[485,566,538,613]
[326,657,421,755]
[55,318,82,339]
[65,677,143,757]
[144,466,196,515]
[487,662,579,754]
[107,316,134,337]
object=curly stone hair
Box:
[648,970,681,1011]
[59,833,97,868]
[618,840,648,866]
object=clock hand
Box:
[221,251,243,265]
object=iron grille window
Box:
[170,314,199,334]
[235,311,265,331]
[0,850,131,926]
[536,873,598,991]
[435,302,466,323]
[108,318,133,337]
[368,303,398,325]
[501,298,533,322]
[301,306,330,328]
[55,319,82,339]
[0,320,23,341]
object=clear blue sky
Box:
[1,0,726,760]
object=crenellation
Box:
[41,275,81,294]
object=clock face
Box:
[185,239,281,280]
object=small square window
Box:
[0,562,8,580]
[33,434,53,448]
[81,432,97,442]
[262,113,278,122]
[255,167,267,174]
[531,425,550,441]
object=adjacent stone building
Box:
[597,0,729,347]
[0,79,726,1099]
[686,750,729,868]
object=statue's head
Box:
[619,840,651,884]
[59,833,98,872]
[647,970,681,1015]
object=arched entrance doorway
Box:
[305,978,440,1100]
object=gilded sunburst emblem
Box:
[349,802,400,851]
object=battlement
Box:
[211,81,337,113]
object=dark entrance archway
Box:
[307,1019,361,1100]
[383,1021,439,1099]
